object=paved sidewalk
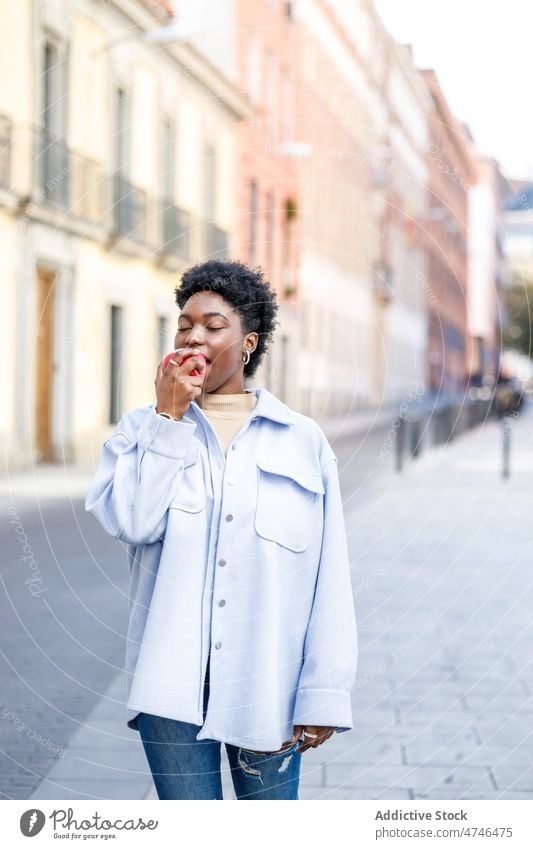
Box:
[326,402,533,800]
[27,403,533,799]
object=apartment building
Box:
[0,0,251,467]
[421,69,475,394]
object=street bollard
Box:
[410,416,422,458]
[502,413,511,478]
[395,414,407,471]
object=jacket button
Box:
[227,479,236,486]
[215,641,222,649]
[218,599,226,607]
[225,513,233,522]
[218,558,226,567]
[231,443,237,451]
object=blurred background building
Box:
[421,69,474,396]
[0,0,514,469]
[0,0,251,465]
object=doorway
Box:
[35,268,56,462]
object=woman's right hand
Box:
[154,348,207,420]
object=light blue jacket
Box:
[85,387,358,751]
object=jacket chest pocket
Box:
[254,459,325,552]
[170,455,205,513]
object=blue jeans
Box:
[137,655,302,800]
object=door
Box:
[35,269,56,461]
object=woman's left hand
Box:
[290,725,335,753]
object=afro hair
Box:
[174,260,279,378]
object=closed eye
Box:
[177,326,225,332]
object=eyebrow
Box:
[178,311,230,322]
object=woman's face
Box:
[173,291,257,394]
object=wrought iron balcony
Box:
[112,174,147,243]
[160,201,191,259]
[204,221,229,258]
[35,128,70,208]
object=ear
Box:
[246,331,259,352]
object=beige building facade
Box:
[294,0,388,415]
[0,0,251,468]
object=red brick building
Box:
[421,69,475,395]
[235,2,300,300]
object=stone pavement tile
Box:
[388,678,472,697]
[299,765,324,787]
[410,744,533,770]
[460,678,530,697]
[70,717,138,735]
[393,694,468,714]
[410,788,512,800]
[404,739,480,767]
[325,763,494,794]
[300,739,403,767]
[41,754,150,782]
[67,726,137,748]
[394,709,475,730]
[480,791,533,800]
[29,672,152,800]
[491,767,533,792]
[62,744,150,770]
[389,726,479,750]
[473,720,533,746]
[351,715,400,733]
[143,781,412,802]
[299,786,411,800]
[30,779,149,800]
[353,698,402,716]
[466,694,533,713]
[352,688,397,709]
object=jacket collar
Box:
[190,387,294,427]
[247,387,294,425]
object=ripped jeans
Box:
[137,655,302,800]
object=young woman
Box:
[86,259,358,800]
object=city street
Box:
[1,402,532,800]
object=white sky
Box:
[374,0,532,179]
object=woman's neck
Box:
[197,390,256,412]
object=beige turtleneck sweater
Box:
[196,390,258,456]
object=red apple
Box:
[162,351,207,376]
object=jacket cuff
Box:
[137,406,197,459]
[293,687,353,731]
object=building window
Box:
[161,117,176,201]
[113,87,147,242]
[265,51,277,146]
[40,38,69,207]
[203,144,216,222]
[203,144,227,257]
[109,305,124,425]
[249,179,258,265]
[281,69,293,144]
[115,87,129,175]
[246,31,261,104]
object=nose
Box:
[184,324,206,347]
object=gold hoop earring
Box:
[241,349,251,365]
